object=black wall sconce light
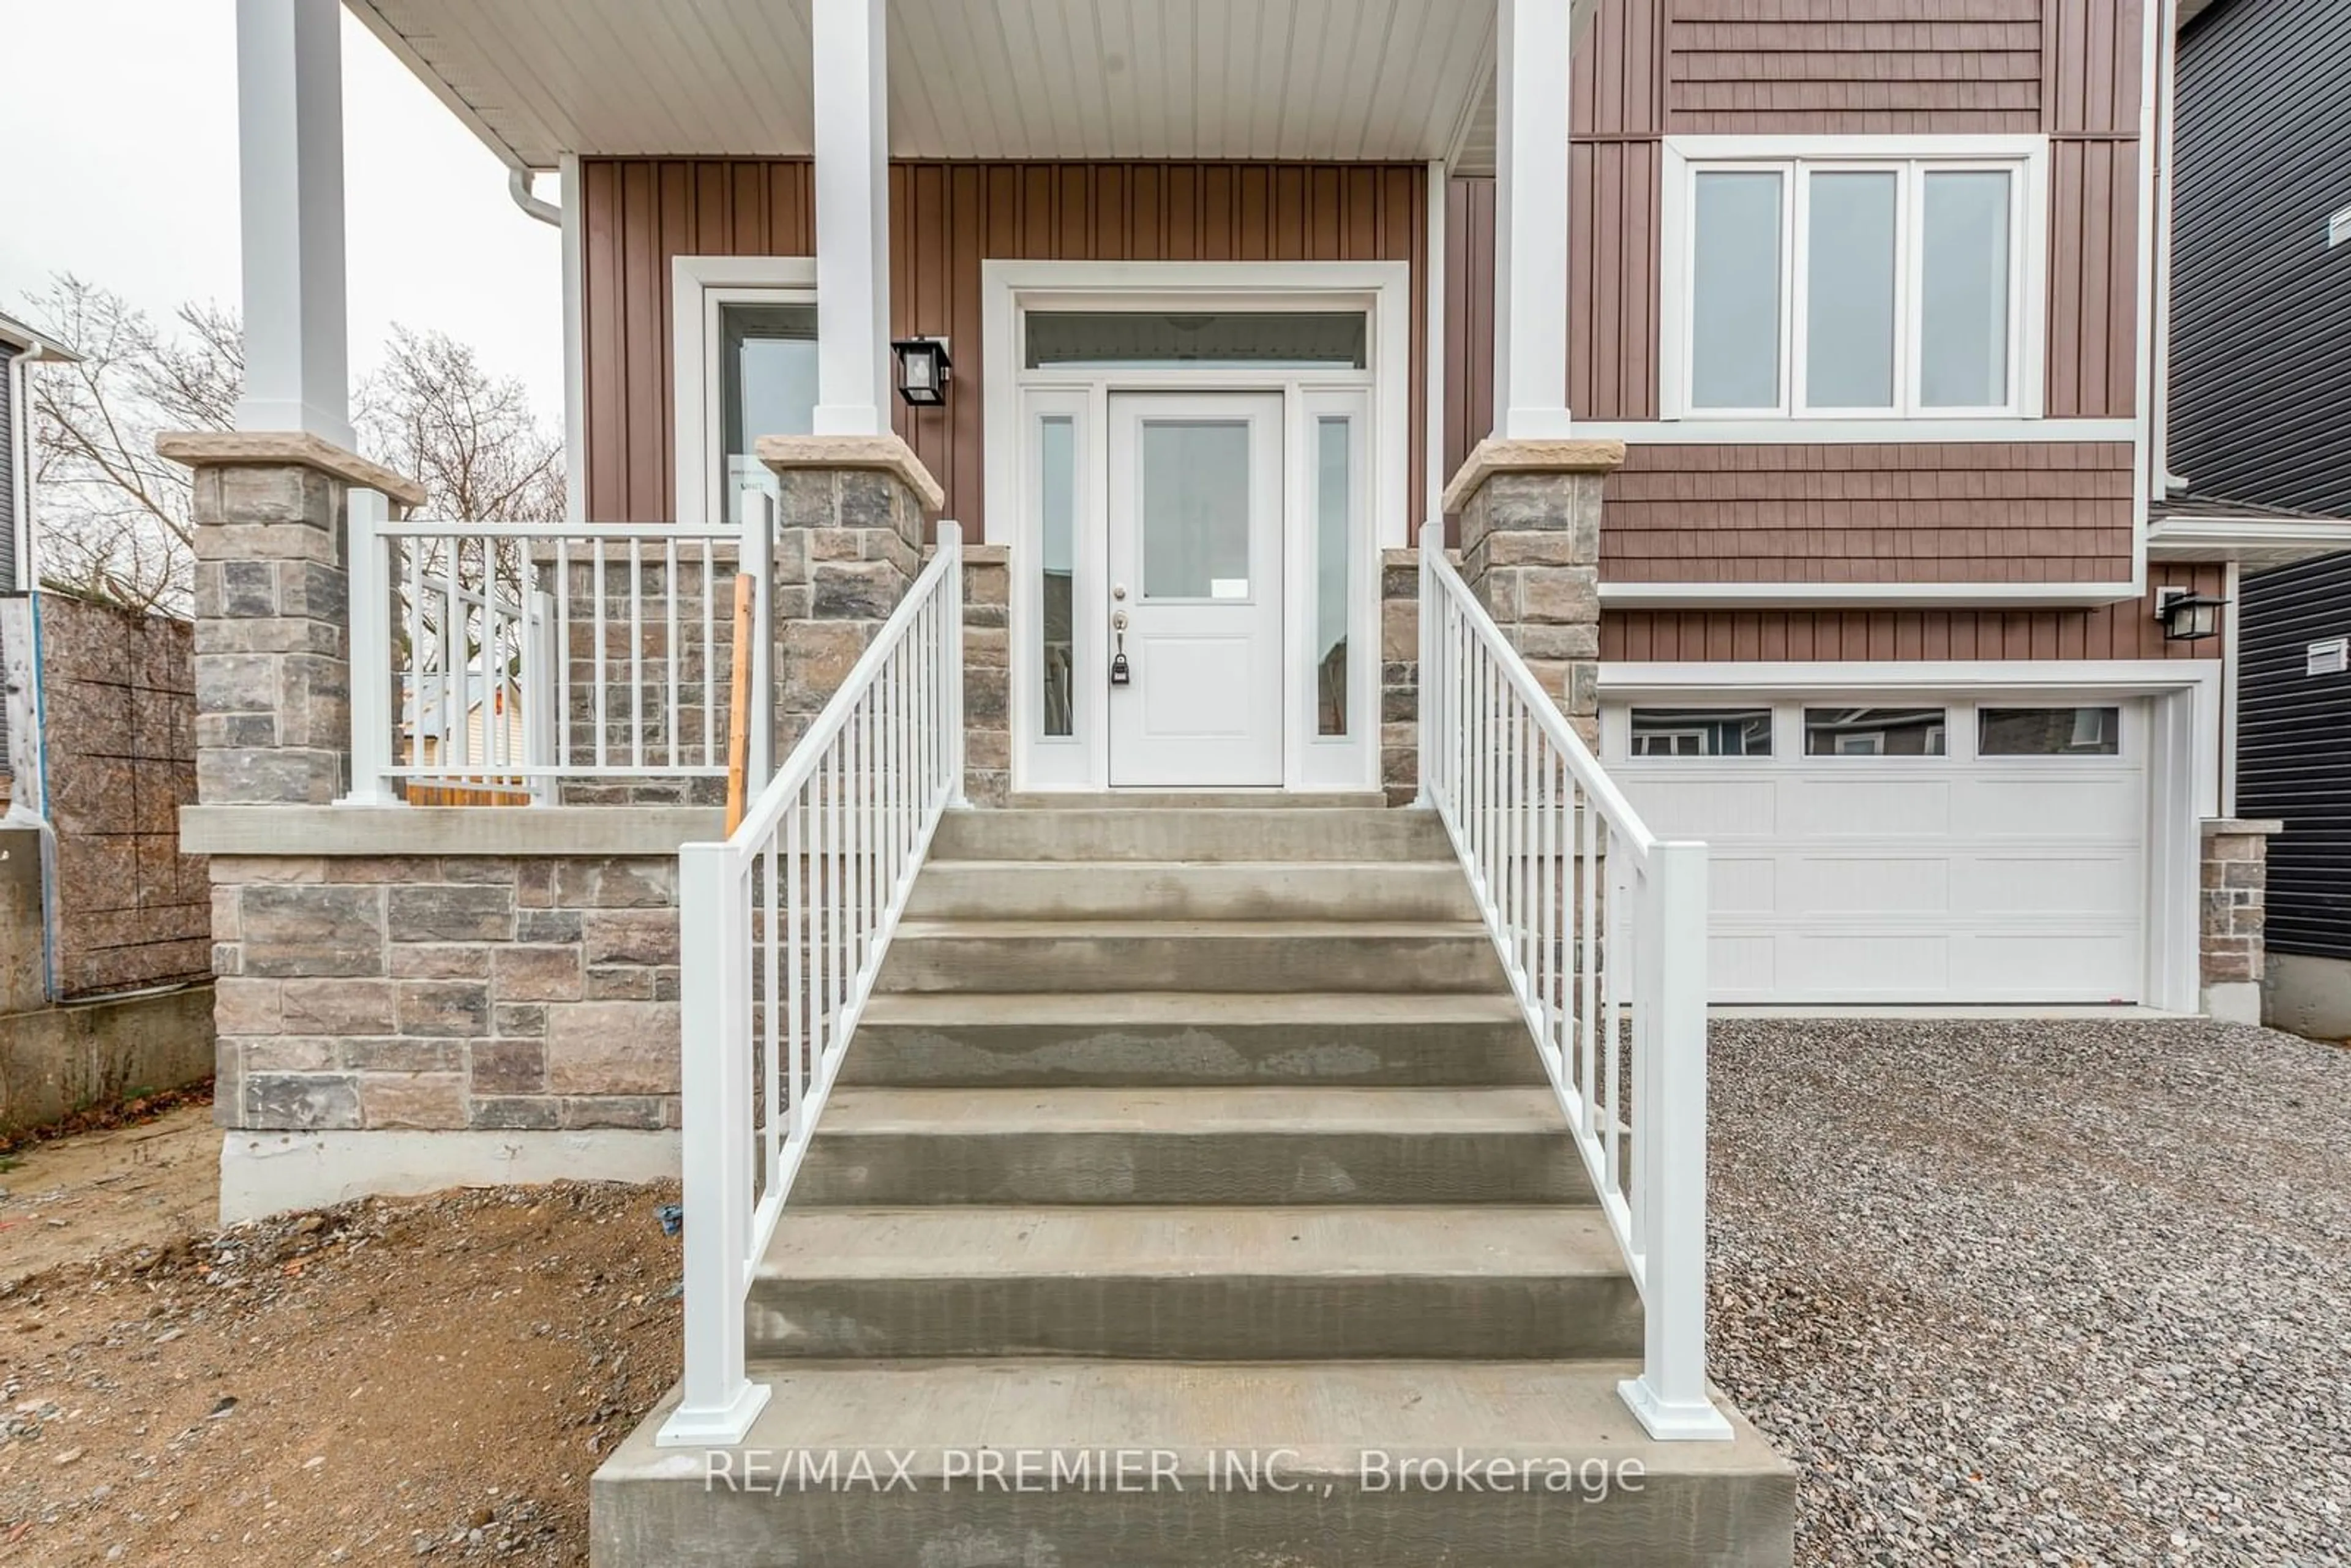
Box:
[890,337,952,407]
[2154,585,2228,642]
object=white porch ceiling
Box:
[350,1,1499,171]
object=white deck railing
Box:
[343,489,773,803]
[659,524,965,1447]
[1418,535,1731,1441]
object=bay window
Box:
[1669,142,2044,421]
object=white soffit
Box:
[351,0,1499,170]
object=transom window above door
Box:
[1666,140,2047,420]
[1025,311,1368,370]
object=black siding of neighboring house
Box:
[2238,556,2351,959]
[2172,0,2351,512]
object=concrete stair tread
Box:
[855,991,1528,1027]
[819,1086,1569,1136]
[894,918,1493,939]
[1005,791,1390,809]
[759,1206,1625,1281]
[624,1358,1789,1472]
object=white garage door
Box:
[1608,699,2148,1005]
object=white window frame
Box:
[670,255,819,527]
[1660,136,2050,425]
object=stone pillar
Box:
[961,544,1011,807]
[1381,547,1423,806]
[1442,437,1624,746]
[757,435,944,751]
[2202,817,2282,1025]
[160,433,424,805]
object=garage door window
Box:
[1630,707,1773,757]
[1979,706,2120,756]
[1804,707,1947,756]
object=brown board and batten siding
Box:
[580,159,1428,535]
[1443,1,2150,582]
[1600,563,2227,664]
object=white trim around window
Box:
[670,255,819,527]
[1659,135,2050,426]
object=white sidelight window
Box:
[1666,139,2047,421]
[672,257,820,527]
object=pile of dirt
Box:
[0,1177,682,1564]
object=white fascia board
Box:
[2146,517,2351,566]
[1599,580,2142,610]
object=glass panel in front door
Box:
[1141,421,1253,601]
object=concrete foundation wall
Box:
[2264,951,2351,1042]
[0,983,216,1137]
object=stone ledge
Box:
[157,430,429,510]
[1441,437,1627,514]
[756,433,947,514]
[2201,818,2285,836]
[181,805,726,857]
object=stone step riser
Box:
[747,1274,1643,1362]
[838,1018,1547,1088]
[904,863,1478,923]
[932,809,1453,863]
[792,1130,1595,1207]
[878,932,1504,995]
[594,1469,1797,1568]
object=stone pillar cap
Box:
[1442,435,1627,514]
[156,430,428,510]
[756,432,946,513]
[2201,817,2285,836]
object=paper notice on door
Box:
[1210,578,1250,599]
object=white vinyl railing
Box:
[659,524,965,1447]
[343,488,773,804]
[1418,535,1731,1441]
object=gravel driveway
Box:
[1708,1017,2351,1567]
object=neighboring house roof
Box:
[0,312,79,364]
[2148,492,2351,568]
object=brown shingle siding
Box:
[1602,443,2136,583]
[1602,565,2226,662]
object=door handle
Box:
[1110,609,1131,686]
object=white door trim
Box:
[986,261,1405,794]
[1598,660,2220,1013]
[670,255,819,527]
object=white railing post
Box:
[1619,839,1733,1441]
[660,841,771,1447]
[743,493,776,801]
[942,521,968,807]
[339,487,400,806]
[523,588,557,805]
[1415,530,1436,808]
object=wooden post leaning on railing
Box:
[662,840,771,1447]
[1618,839,1733,1441]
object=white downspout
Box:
[507,165,561,228]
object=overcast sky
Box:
[0,0,563,421]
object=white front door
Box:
[1106,392,1286,787]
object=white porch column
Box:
[811,0,892,437]
[232,0,354,449]
[1492,0,1574,441]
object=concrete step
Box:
[748,1206,1641,1361]
[593,1359,1797,1567]
[792,1087,1592,1206]
[1007,790,1390,810]
[842,991,1547,1087]
[905,860,1479,921]
[877,920,1506,995]
[931,807,1453,863]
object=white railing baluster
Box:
[662,525,964,1449]
[1415,530,1728,1443]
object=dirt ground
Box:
[0,1106,680,1565]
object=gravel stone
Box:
[1709,1017,2351,1567]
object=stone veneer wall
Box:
[1454,459,1608,749]
[962,545,1010,807]
[1380,547,1422,806]
[209,855,680,1134]
[2201,819,2281,1026]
